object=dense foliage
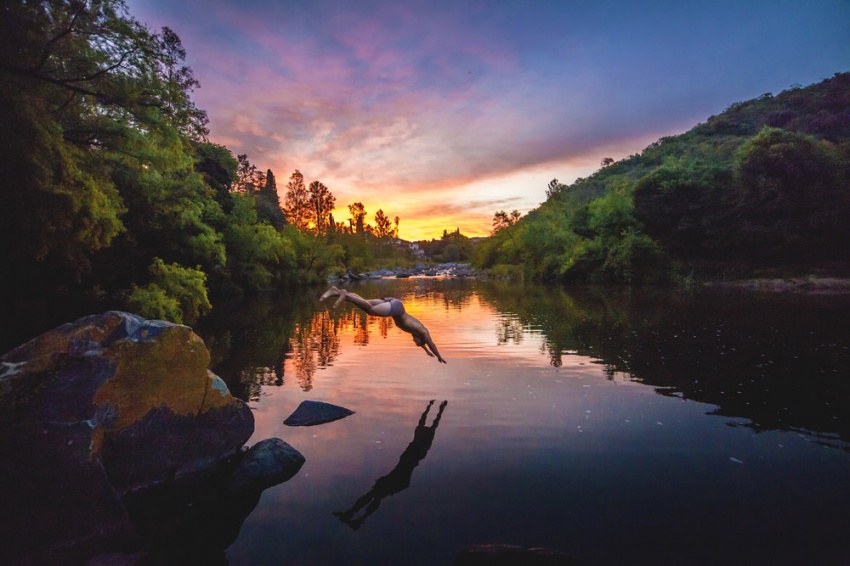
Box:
[477,73,850,283]
[0,0,417,334]
[418,229,476,264]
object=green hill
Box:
[478,72,850,283]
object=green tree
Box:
[545,178,566,199]
[153,26,209,140]
[194,142,238,214]
[222,193,295,290]
[0,0,221,307]
[236,154,265,192]
[128,258,212,324]
[518,208,579,281]
[733,127,849,259]
[633,164,732,258]
[256,169,287,229]
[284,226,344,283]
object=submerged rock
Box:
[284,400,355,426]
[229,438,305,493]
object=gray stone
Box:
[284,400,355,426]
[229,438,305,493]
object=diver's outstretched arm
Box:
[425,336,446,364]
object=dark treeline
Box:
[478,73,850,283]
[0,0,415,346]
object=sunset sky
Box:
[126,0,849,241]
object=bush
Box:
[127,258,212,324]
[127,283,182,323]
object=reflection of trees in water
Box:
[478,282,579,366]
[287,309,396,391]
[204,280,850,446]
[289,311,340,392]
[416,277,477,311]
[198,292,314,402]
[495,313,524,346]
[477,281,850,448]
[202,285,417,397]
[352,311,370,346]
[236,359,287,401]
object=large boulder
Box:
[0,311,257,562]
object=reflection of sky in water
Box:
[226,280,850,565]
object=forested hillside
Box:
[478,73,850,283]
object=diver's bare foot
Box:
[320,286,340,301]
[333,289,347,308]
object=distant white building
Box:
[407,241,426,258]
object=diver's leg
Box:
[336,290,391,316]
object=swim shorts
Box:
[385,298,405,316]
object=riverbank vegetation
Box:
[2,1,848,339]
[477,73,850,284]
[0,1,419,333]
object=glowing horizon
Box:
[126,0,849,241]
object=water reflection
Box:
[287,310,340,391]
[126,476,264,564]
[199,279,850,449]
[495,313,525,346]
[197,279,850,564]
[476,282,850,449]
[334,400,447,530]
[198,291,315,401]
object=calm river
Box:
[195,278,850,565]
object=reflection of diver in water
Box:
[334,400,448,530]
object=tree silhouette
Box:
[283,170,310,230]
[374,209,395,239]
[348,202,367,236]
[308,180,335,234]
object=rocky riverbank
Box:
[331,262,480,282]
[703,276,850,294]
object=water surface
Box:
[198,279,850,565]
